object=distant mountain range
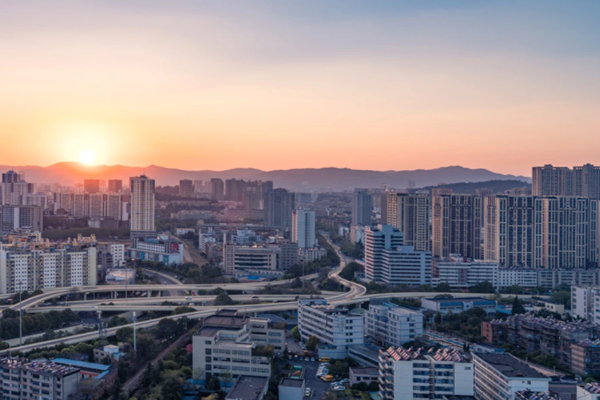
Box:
[2,162,530,192]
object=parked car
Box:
[310,357,315,362]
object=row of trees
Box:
[0,308,80,340]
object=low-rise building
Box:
[298,298,364,359]
[473,353,550,400]
[349,367,378,386]
[365,299,423,347]
[279,378,305,400]
[0,357,81,400]
[571,339,600,376]
[432,255,498,289]
[481,319,508,345]
[421,297,497,315]
[577,383,600,400]
[379,347,474,400]
[298,247,327,264]
[222,242,298,276]
[128,235,184,265]
[225,376,269,400]
[192,310,284,381]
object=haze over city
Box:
[2,1,600,175]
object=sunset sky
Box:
[1,1,600,176]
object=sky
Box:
[1,1,600,176]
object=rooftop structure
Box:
[225,376,269,400]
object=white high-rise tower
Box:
[292,209,316,248]
[130,175,155,236]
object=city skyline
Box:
[1,1,600,174]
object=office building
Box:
[379,347,474,400]
[432,255,498,289]
[432,194,481,259]
[381,192,430,251]
[484,195,599,269]
[264,188,295,228]
[352,189,373,226]
[1,170,33,206]
[473,353,550,400]
[365,299,423,347]
[129,235,183,265]
[130,175,155,236]
[533,164,600,199]
[350,225,365,244]
[108,179,122,193]
[297,247,327,264]
[179,179,194,197]
[0,241,97,293]
[211,178,225,200]
[222,243,298,276]
[364,225,431,286]
[0,205,43,232]
[292,209,316,248]
[84,179,100,193]
[192,310,285,380]
[421,297,497,315]
[0,357,81,400]
[297,298,364,358]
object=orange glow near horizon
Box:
[1,2,600,176]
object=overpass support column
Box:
[84,293,87,301]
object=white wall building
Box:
[128,236,183,265]
[292,209,316,248]
[365,299,423,347]
[577,383,600,400]
[473,353,550,400]
[433,255,498,289]
[350,225,365,244]
[571,286,600,323]
[0,242,97,294]
[379,347,474,400]
[192,310,284,381]
[365,225,431,286]
[297,298,364,359]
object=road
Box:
[142,269,184,297]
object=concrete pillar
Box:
[84,293,87,301]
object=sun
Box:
[79,150,95,165]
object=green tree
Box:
[550,291,571,309]
[214,293,234,306]
[435,282,452,292]
[512,296,526,315]
[434,312,442,325]
[161,377,183,400]
[306,336,319,351]
[290,326,301,340]
[469,281,496,294]
[116,327,133,343]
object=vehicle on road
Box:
[319,357,330,363]
[321,375,334,382]
[310,357,315,362]
[305,388,312,397]
[305,357,309,362]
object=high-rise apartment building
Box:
[225,178,247,202]
[292,209,316,248]
[381,192,430,251]
[211,178,225,200]
[432,194,482,259]
[193,180,203,192]
[130,175,155,236]
[264,188,295,228]
[0,205,43,232]
[108,179,122,193]
[179,179,194,198]
[0,241,97,293]
[352,189,373,226]
[365,225,431,286]
[1,170,33,205]
[484,195,598,268]
[83,179,100,194]
[533,164,600,199]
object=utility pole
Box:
[18,281,23,347]
[133,312,137,353]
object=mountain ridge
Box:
[0,162,530,191]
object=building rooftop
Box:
[474,353,548,379]
[0,357,79,377]
[279,378,304,388]
[382,347,466,363]
[582,383,600,394]
[515,390,559,400]
[53,358,111,372]
[424,297,495,304]
[350,367,379,376]
[226,376,269,400]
